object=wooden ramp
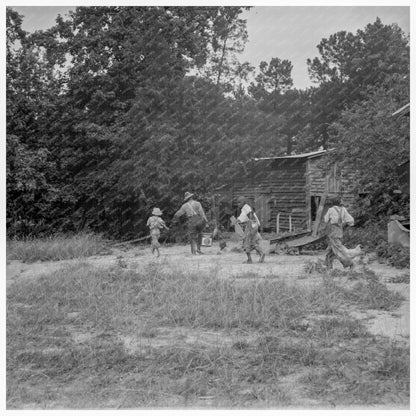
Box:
[282,234,325,248]
[270,230,310,244]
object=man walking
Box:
[236,196,265,264]
[173,192,208,255]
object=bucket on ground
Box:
[201,233,213,247]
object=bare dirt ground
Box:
[6,240,410,343]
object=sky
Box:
[9,4,411,89]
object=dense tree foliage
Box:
[305,18,409,150]
[6,7,409,237]
[329,76,409,222]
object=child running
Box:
[146,208,169,257]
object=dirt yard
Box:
[6,240,410,409]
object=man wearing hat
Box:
[147,207,169,257]
[173,192,208,255]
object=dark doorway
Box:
[311,196,321,221]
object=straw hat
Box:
[152,207,162,216]
[184,192,194,201]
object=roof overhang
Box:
[392,103,410,117]
[253,148,335,161]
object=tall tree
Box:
[305,18,409,151]
[199,6,250,92]
[16,6,256,237]
[328,75,409,222]
[6,8,66,235]
[248,57,299,154]
[252,58,293,95]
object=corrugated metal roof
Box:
[392,103,410,117]
[253,148,335,161]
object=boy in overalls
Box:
[147,207,169,257]
[324,197,355,270]
[236,196,265,264]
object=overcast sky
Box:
[11,5,410,90]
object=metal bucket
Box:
[201,233,213,247]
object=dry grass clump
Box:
[387,272,410,284]
[343,279,404,311]
[299,340,409,406]
[6,233,107,263]
[309,270,404,312]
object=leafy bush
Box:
[375,242,410,269]
[343,222,387,251]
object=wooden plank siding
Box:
[308,158,357,209]
[215,152,358,233]
[224,159,309,231]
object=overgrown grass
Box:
[6,233,107,263]
[321,268,404,311]
[299,340,410,406]
[7,262,409,408]
[387,272,410,284]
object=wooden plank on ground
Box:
[284,234,325,248]
[270,230,310,244]
[112,235,151,246]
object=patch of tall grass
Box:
[7,262,404,338]
[6,233,107,263]
[7,262,409,408]
[299,340,410,406]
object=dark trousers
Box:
[187,216,205,254]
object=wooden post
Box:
[276,212,280,235]
[289,215,292,233]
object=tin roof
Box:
[392,103,410,117]
[253,148,335,161]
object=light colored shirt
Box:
[174,200,208,222]
[238,204,260,226]
[324,206,354,226]
[147,216,167,230]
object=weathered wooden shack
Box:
[215,149,357,233]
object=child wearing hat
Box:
[147,208,169,257]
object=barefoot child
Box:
[147,208,169,257]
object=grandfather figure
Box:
[173,192,208,255]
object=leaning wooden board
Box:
[282,234,325,248]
